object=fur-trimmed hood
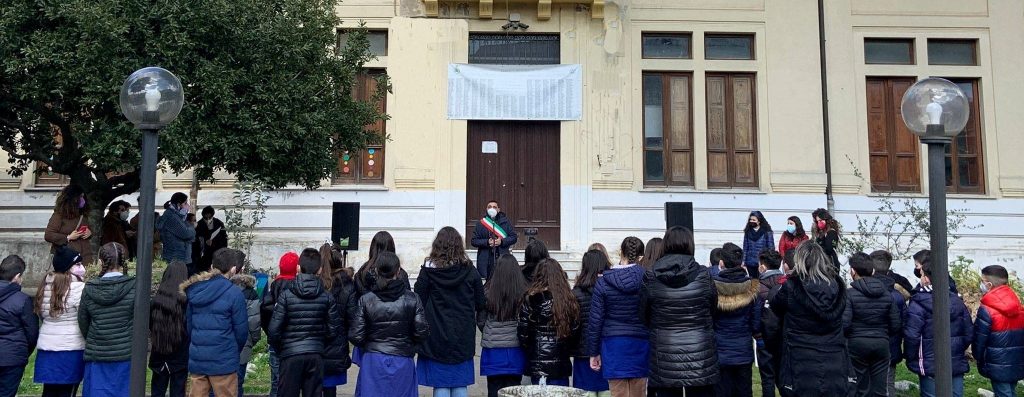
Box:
[180,270,234,308]
[230,273,256,289]
[714,268,758,312]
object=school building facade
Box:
[2,0,1023,279]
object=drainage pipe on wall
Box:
[818,0,836,213]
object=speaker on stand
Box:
[665,202,694,235]
[331,202,360,268]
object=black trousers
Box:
[648,385,715,397]
[150,367,187,397]
[41,383,80,397]
[757,342,782,397]
[715,364,753,397]
[849,337,890,397]
[487,375,523,397]
[279,353,324,397]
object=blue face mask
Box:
[786,224,797,234]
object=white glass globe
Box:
[899,77,970,138]
[119,67,184,129]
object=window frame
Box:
[865,76,921,193]
[334,69,387,185]
[864,38,916,65]
[337,29,389,57]
[703,33,756,60]
[642,72,695,187]
[705,72,759,189]
[943,78,985,194]
[641,33,693,60]
[927,39,978,66]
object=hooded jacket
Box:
[414,262,485,364]
[585,264,647,357]
[324,271,357,374]
[843,277,901,340]
[260,278,294,333]
[974,285,1024,383]
[713,267,762,366]
[770,274,852,395]
[903,285,973,377]
[640,254,719,388]
[156,207,196,265]
[268,273,343,359]
[79,274,136,362]
[570,285,594,358]
[351,279,429,357]
[757,269,786,347]
[0,281,38,367]
[518,291,578,379]
[874,273,909,366]
[182,271,248,375]
[470,212,518,279]
[37,275,86,351]
[230,274,262,365]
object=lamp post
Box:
[119,67,184,397]
[899,77,970,397]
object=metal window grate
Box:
[469,34,560,65]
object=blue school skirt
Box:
[356,352,417,397]
[417,357,475,388]
[573,357,609,392]
[324,372,348,387]
[82,360,129,397]
[600,336,649,379]
[35,350,85,384]
[480,347,526,376]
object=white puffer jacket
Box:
[36,275,86,351]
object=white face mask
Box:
[119,211,130,221]
[486,208,498,218]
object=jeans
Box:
[0,366,26,397]
[269,347,281,397]
[919,375,964,397]
[991,381,1017,397]
[433,387,469,397]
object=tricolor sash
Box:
[480,217,508,239]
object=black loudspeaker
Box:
[331,202,360,250]
[665,202,694,233]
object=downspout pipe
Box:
[818,0,836,213]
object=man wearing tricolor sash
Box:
[470,200,518,279]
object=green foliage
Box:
[0,0,388,203]
[840,156,981,260]
[223,180,269,270]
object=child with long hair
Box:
[742,211,774,279]
[777,216,808,258]
[518,258,580,386]
[572,250,611,396]
[320,243,356,396]
[811,208,842,269]
[149,261,190,397]
[587,237,649,396]
[415,227,486,397]
[641,238,664,270]
[79,242,136,397]
[479,254,529,397]
[34,247,87,397]
[352,251,429,397]
[355,231,409,298]
[522,239,550,283]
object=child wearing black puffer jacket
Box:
[843,253,901,397]
[712,243,762,397]
[351,251,428,397]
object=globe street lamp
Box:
[120,67,184,397]
[900,77,969,397]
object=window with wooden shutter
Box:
[642,73,694,187]
[866,77,920,192]
[335,69,386,184]
[944,79,984,193]
[705,73,758,188]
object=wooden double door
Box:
[466,121,560,250]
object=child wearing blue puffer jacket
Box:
[712,243,762,397]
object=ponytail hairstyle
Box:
[163,192,188,210]
[620,236,645,265]
[528,258,579,339]
[319,243,350,291]
[485,254,528,321]
[98,242,128,275]
[374,251,401,291]
[151,261,188,355]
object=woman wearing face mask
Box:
[777,216,809,259]
[742,211,774,279]
[156,192,196,269]
[45,185,95,265]
[811,208,842,270]
[100,201,133,249]
[195,206,228,274]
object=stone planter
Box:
[498,385,587,397]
